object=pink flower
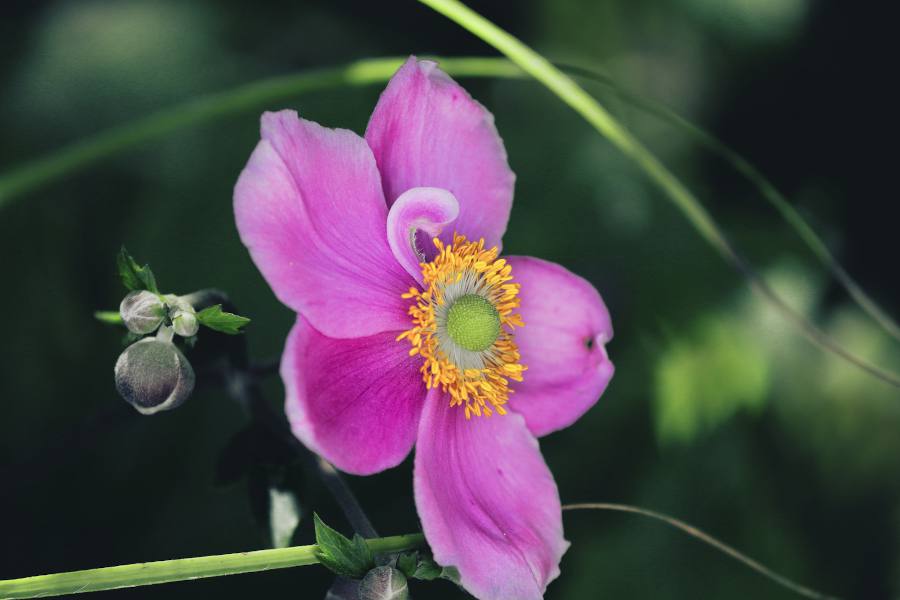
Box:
[234,57,614,600]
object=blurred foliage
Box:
[654,311,770,445]
[1,0,898,599]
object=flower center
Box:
[446,294,500,352]
[397,234,526,419]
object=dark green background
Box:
[2,1,898,598]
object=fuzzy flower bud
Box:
[165,294,199,338]
[119,290,165,334]
[359,567,408,600]
[114,327,195,415]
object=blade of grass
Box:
[416,0,900,388]
[564,504,840,600]
[0,534,425,599]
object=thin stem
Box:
[416,0,900,388]
[0,57,515,209]
[561,63,900,344]
[0,534,425,599]
[563,503,840,600]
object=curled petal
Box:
[386,187,459,283]
[414,390,568,600]
[234,110,414,339]
[506,256,614,437]
[366,57,515,250]
[282,316,425,475]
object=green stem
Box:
[0,57,516,209]
[0,534,425,599]
[560,63,900,345]
[563,504,839,600]
[415,0,900,388]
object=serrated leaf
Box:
[195,304,250,335]
[314,513,374,579]
[117,246,159,294]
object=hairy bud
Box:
[119,290,165,334]
[359,567,408,600]
[165,295,199,338]
[114,329,195,415]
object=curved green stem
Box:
[415,0,900,388]
[563,504,840,600]
[566,65,900,344]
[0,534,425,599]
[0,57,516,209]
[507,53,900,362]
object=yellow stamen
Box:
[398,234,526,419]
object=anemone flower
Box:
[234,56,614,600]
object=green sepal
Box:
[313,513,374,579]
[117,246,159,294]
[195,304,250,335]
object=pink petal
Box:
[365,57,515,251]
[234,110,415,339]
[281,316,425,475]
[386,186,460,284]
[506,256,614,437]
[414,390,568,600]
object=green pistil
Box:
[446,294,500,352]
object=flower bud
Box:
[172,311,198,337]
[359,566,408,600]
[165,295,199,338]
[119,290,165,334]
[114,333,195,415]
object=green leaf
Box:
[195,304,250,335]
[117,246,159,294]
[654,315,770,444]
[394,550,445,581]
[313,513,374,579]
[396,552,417,578]
[439,565,461,584]
[412,556,443,581]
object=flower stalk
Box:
[0,534,425,599]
